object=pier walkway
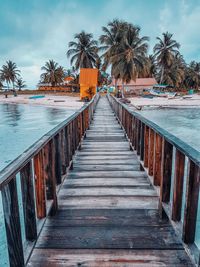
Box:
[28,97,193,266]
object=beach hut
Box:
[79,68,98,100]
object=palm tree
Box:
[67,31,99,70]
[40,60,65,86]
[104,23,149,96]
[99,19,128,71]
[15,78,26,91]
[153,32,180,84]
[184,61,200,90]
[0,60,20,89]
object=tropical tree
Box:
[153,32,180,84]
[100,20,149,96]
[15,78,26,91]
[0,60,20,89]
[67,31,99,70]
[40,60,65,86]
[184,61,200,89]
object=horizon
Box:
[0,0,200,89]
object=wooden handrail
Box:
[0,93,99,266]
[107,93,200,264]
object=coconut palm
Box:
[184,61,200,89]
[110,23,149,96]
[153,32,180,83]
[67,31,99,70]
[40,60,65,86]
[0,60,20,89]
[99,19,128,71]
[15,78,26,91]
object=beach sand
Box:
[129,95,200,109]
[0,94,83,110]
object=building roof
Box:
[112,78,157,87]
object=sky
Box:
[0,0,200,89]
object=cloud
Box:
[0,0,200,88]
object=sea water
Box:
[138,107,200,248]
[0,103,78,265]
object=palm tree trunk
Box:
[160,66,164,84]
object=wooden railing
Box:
[107,94,200,264]
[0,94,99,267]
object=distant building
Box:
[111,78,157,94]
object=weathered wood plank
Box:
[27,249,193,267]
[20,162,37,241]
[172,149,185,221]
[1,178,24,267]
[36,225,183,249]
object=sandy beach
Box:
[0,94,83,110]
[129,94,200,109]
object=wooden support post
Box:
[54,134,62,184]
[172,149,185,221]
[140,123,145,161]
[137,120,141,155]
[20,162,37,241]
[34,151,46,219]
[144,125,149,167]
[160,140,173,202]
[2,178,24,267]
[148,128,155,176]
[153,133,162,186]
[183,161,200,243]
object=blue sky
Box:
[0,0,200,88]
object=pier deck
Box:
[28,97,193,266]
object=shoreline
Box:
[128,95,200,109]
[0,94,83,110]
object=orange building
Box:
[79,68,98,100]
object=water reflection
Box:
[1,104,22,127]
[0,103,75,170]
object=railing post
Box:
[182,161,200,243]
[54,133,62,184]
[153,133,162,186]
[34,151,46,219]
[20,162,37,241]
[172,149,185,221]
[1,177,24,267]
[148,128,155,176]
[144,125,149,167]
[160,139,173,203]
[140,123,145,161]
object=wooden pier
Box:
[0,94,199,266]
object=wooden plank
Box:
[153,133,162,186]
[54,134,62,184]
[20,162,37,241]
[28,249,193,267]
[58,196,158,209]
[144,125,149,167]
[160,140,173,203]
[36,225,183,249]
[72,165,141,172]
[34,151,46,219]
[64,178,149,187]
[73,159,140,165]
[1,178,24,267]
[148,128,155,176]
[67,170,147,178]
[183,161,200,243]
[45,209,168,227]
[172,149,185,221]
[59,188,157,197]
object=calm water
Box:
[0,103,76,170]
[138,107,200,248]
[138,108,200,151]
[0,103,78,265]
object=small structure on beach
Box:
[112,78,157,95]
[79,68,98,100]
